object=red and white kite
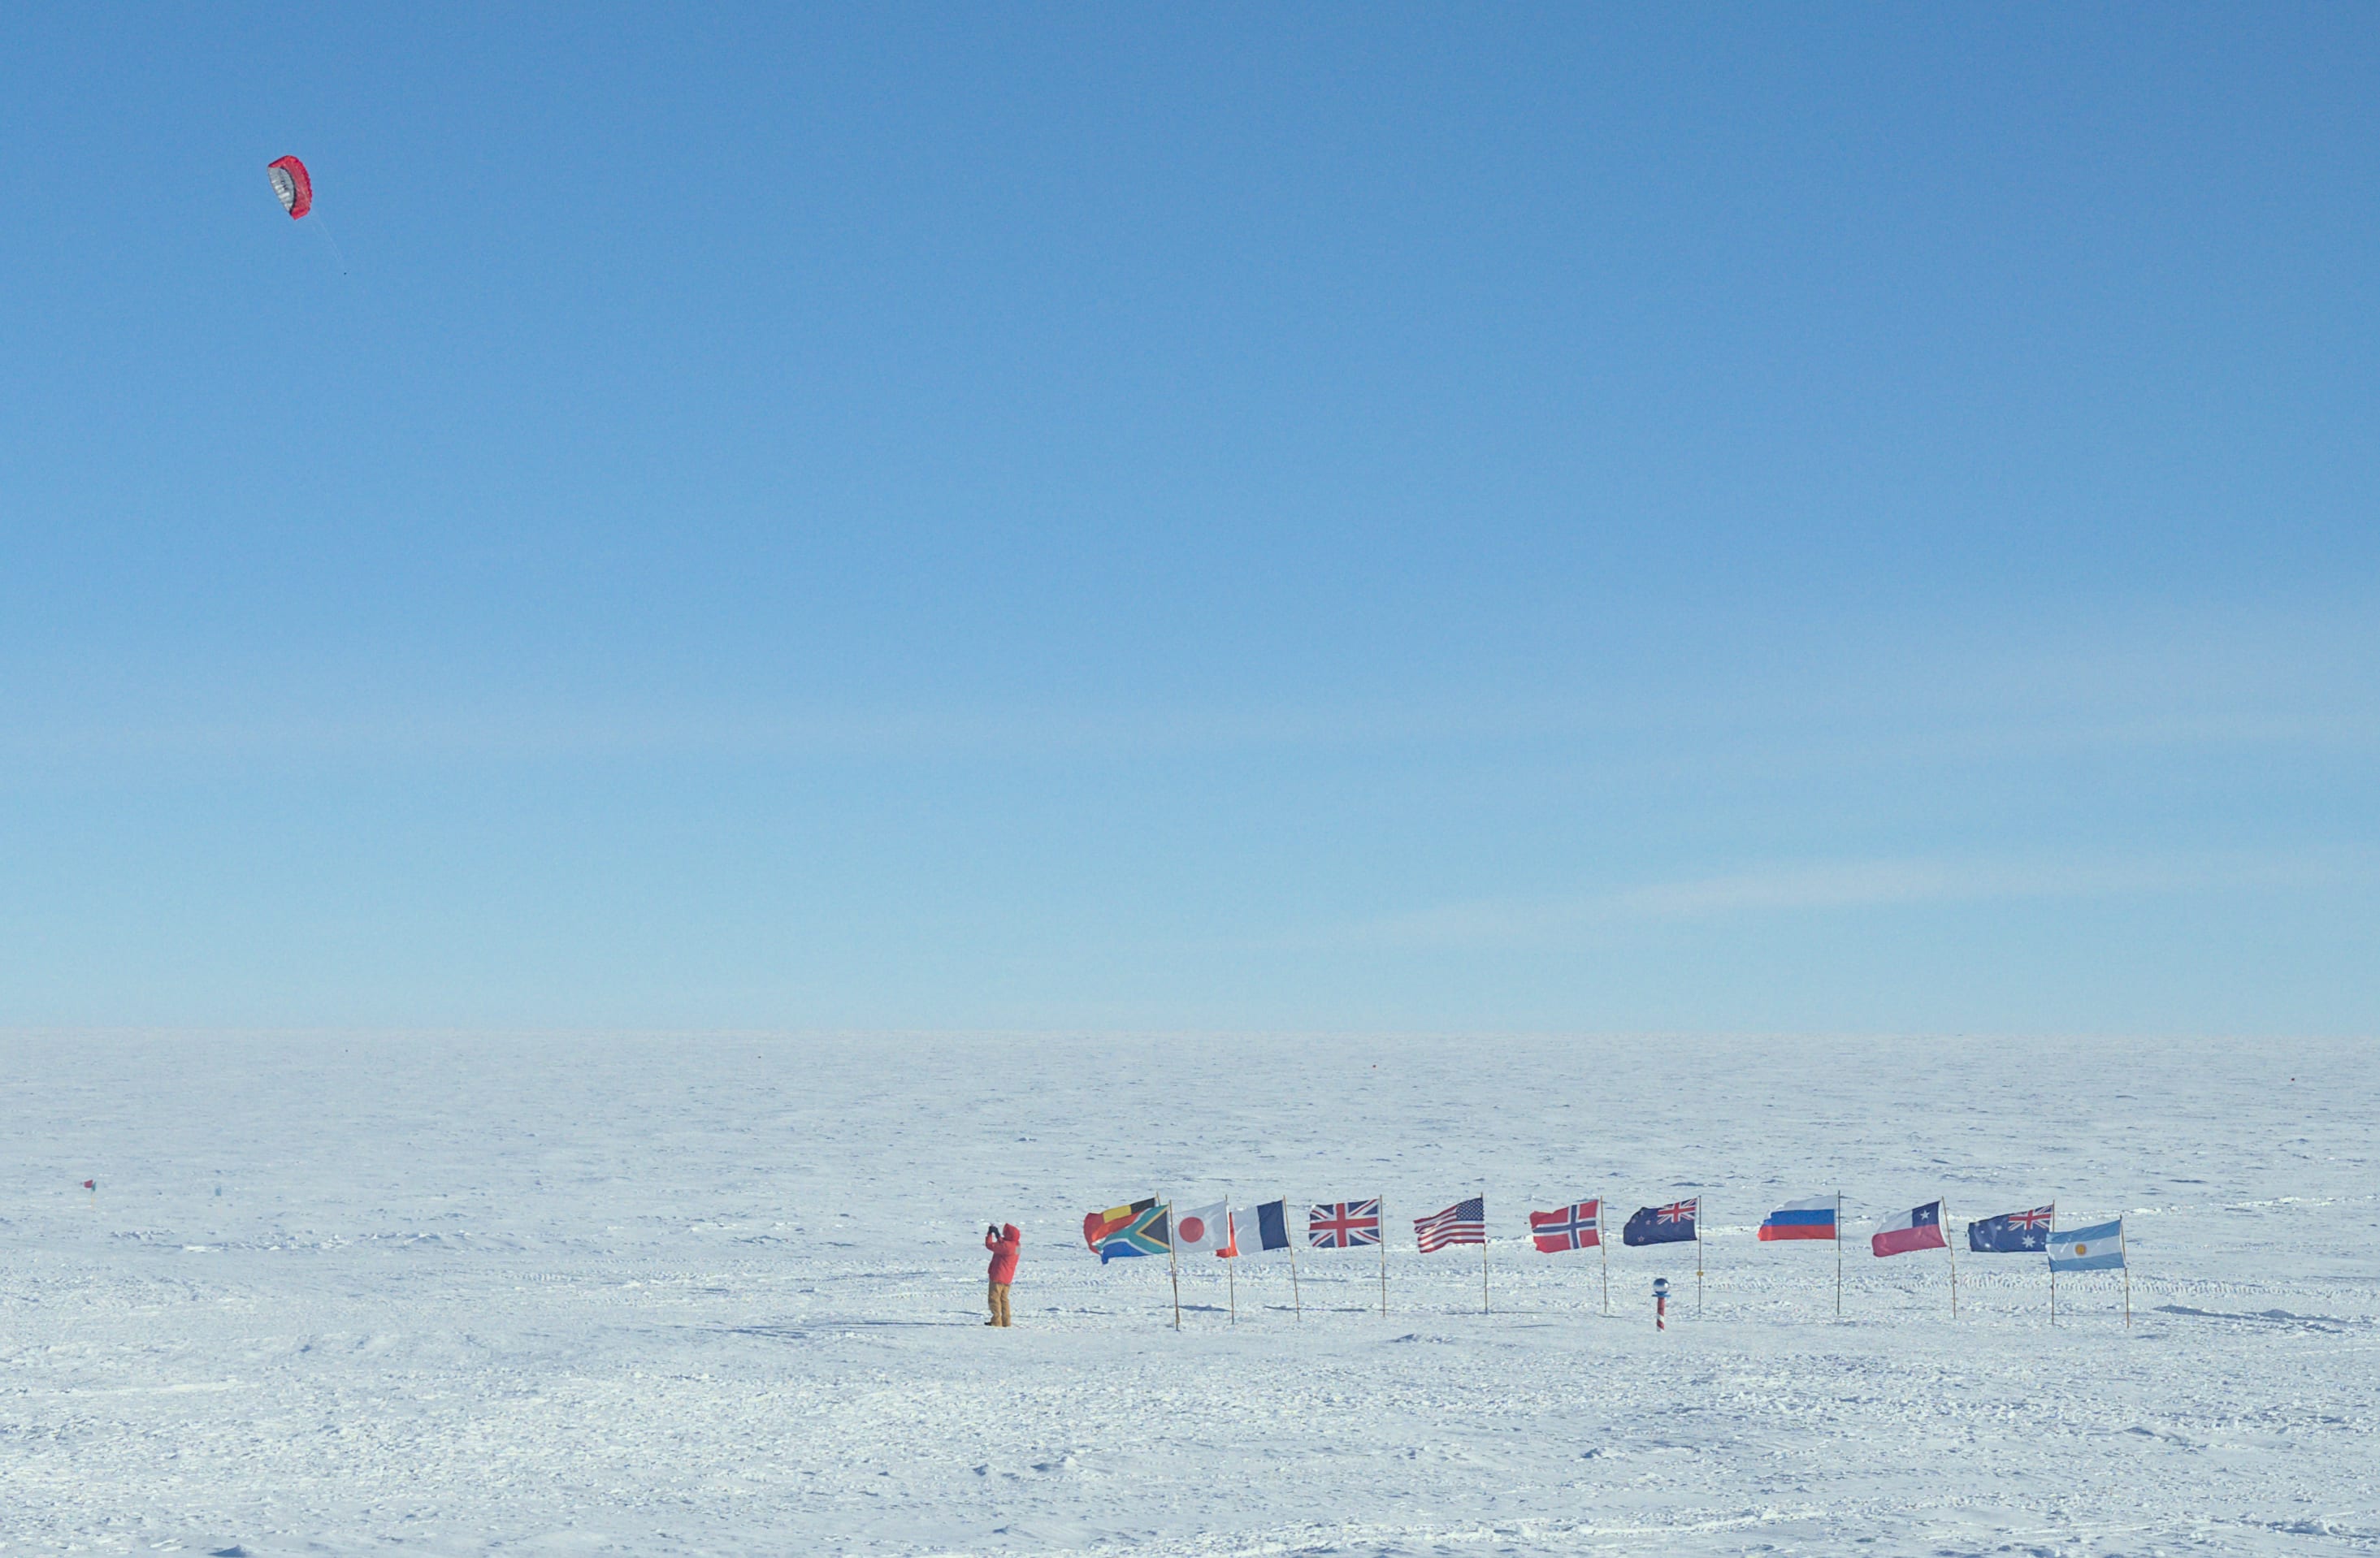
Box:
[267,155,313,219]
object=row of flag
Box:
[1761,1197,2128,1271]
[1084,1194,2126,1272]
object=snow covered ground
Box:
[2,1029,2374,1556]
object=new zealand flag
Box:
[1623,1198,1699,1245]
[1968,1205,2053,1253]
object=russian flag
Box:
[1758,1197,1837,1242]
[1871,1200,1949,1257]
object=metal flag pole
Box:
[1599,1194,1610,1317]
[1695,1200,1704,1318]
[2121,1220,2131,1329]
[2048,1201,2057,1325]
[1166,1201,1182,1332]
[1834,1191,1844,1320]
[1223,1193,1236,1325]
[1944,1197,1957,1319]
[1378,1193,1389,1318]
[1286,1196,1302,1319]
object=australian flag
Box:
[1623,1198,1699,1246]
[1968,1205,2054,1253]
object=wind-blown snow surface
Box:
[2,1030,2375,1556]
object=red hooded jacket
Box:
[985,1223,1021,1284]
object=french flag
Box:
[1758,1197,1837,1242]
[1871,1200,1949,1257]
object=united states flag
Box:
[1415,1197,1485,1253]
[1309,1199,1381,1249]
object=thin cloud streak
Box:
[4,595,2360,770]
[1307,850,2373,950]
[3,697,2373,773]
[4,599,2373,771]
[0,697,1604,767]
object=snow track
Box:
[2,1030,2373,1554]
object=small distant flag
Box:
[1968,1205,2053,1253]
[1758,1197,1838,1242]
[1415,1197,1485,1253]
[1097,1203,1171,1263]
[2048,1218,2126,1273]
[82,1179,96,1191]
[1084,1197,1155,1252]
[1309,1199,1381,1249]
[1623,1199,1698,1246]
[1528,1198,1601,1253]
[1242,1199,1293,1253]
[1174,1201,1231,1256]
[1871,1201,1949,1257]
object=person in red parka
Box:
[984,1222,1021,1326]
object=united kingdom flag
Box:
[1309,1199,1382,1249]
[1528,1198,1602,1253]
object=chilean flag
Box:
[1758,1197,1837,1242]
[1871,1200,1949,1257]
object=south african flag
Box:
[1097,1203,1171,1263]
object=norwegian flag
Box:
[1415,1197,1485,1253]
[1528,1198,1601,1253]
[1308,1199,1381,1249]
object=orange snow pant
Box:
[987,1281,1012,1326]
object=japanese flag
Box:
[1173,1201,1231,1256]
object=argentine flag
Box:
[2048,1218,2126,1273]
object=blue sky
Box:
[3,6,2374,1033]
